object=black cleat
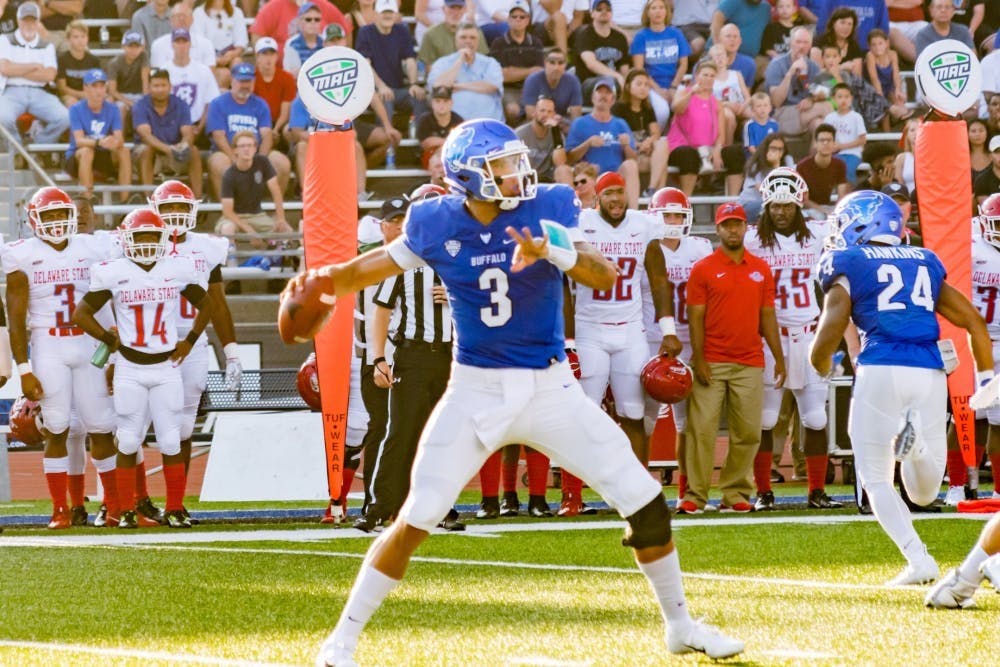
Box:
[476,497,500,520]
[353,515,380,533]
[164,510,192,528]
[754,490,776,511]
[118,510,138,529]
[437,508,466,531]
[181,505,200,525]
[527,495,553,517]
[770,468,785,484]
[499,492,520,517]
[136,496,165,524]
[70,505,88,526]
[808,489,844,509]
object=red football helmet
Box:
[119,208,169,264]
[410,183,447,201]
[149,179,199,235]
[648,187,692,238]
[565,348,581,379]
[760,166,808,208]
[980,193,1000,250]
[9,396,44,446]
[297,352,321,410]
[640,355,693,404]
[26,186,77,243]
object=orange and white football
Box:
[278,270,336,344]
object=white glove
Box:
[223,343,242,390]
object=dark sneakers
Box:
[527,495,553,517]
[499,492,520,517]
[808,489,844,509]
[754,491,776,512]
[118,510,138,529]
[353,514,382,533]
[136,496,165,524]
[438,508,466,531]
[70,505,88,526]
[476,497,500,519]
[164,510,192,528]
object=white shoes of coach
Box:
[315,635,359,667]
[924,568,980,608]
[666,619,745,659]
[944,486,965,506]
[887,553,939,586]
[982,554,1000,591]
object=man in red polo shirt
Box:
[681,202,785,514]
[250,0,350,59]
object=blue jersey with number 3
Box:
[818,244,945,369]
[401,184,580,369]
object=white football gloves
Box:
[223,342,243,390]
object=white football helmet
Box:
[760,166,808,208]
[979,193,1000,250]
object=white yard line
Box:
[0,640,296,666]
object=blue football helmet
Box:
[826,190,906,249]
[442,119,537,209]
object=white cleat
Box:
[944,486,965,506]
[887,555,939,586]
[924,568,979,608]
[316,636,359,667]
[981,554,1000,591]
[666,619,745,659]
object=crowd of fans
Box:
[1,0,1000,226]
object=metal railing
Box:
[0,122,55,240]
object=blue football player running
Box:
[292,119,744,666]
[810,190,994,586]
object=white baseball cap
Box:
[255,37,279,53]
[375,0,398,12]
[990,135,1000,153]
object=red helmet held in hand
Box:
[9,396,44,446]
[297,352,321,410]
[641,355,693,404]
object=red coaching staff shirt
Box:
[686,248,775,367]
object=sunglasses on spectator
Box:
[573,178,589,186]
[302,16,321,22]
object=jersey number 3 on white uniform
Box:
[876,264,934,312]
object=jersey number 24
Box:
[876,264,934,312]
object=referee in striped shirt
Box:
[353,195,463,532]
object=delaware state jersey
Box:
[971,235,1000,340]
[1,234,117,330]
[171,232,228,340]
[745,220,829,327]
[818,244,946,369]
[391,184,580,369]
[642,235,713,342]
[90,255,204,354]
[575,209,663,324]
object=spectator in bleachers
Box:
[708,44,750,146]
[822,83,866,184]
[516,93,572,184]
[796,122,847,217]
[987,94,1000,136]
[473,0,511,46]
[609,0,644,36]
[65,69,131,202]
[916,0,975,57]
[894,117,917,193]
[810,6,863,78]
[812,0,888,51]
[132,67,203,197]
[343,0,377,42]
[253,37,295,147]
[981,4,1000,53]
[864,29,913,131]
[151,3,216,73]
[130,0,172,53]
[107,31,150,138]
[490,0,543,124]
[981,50,1000,102]
[250,0,350,60]
[666,59,746,197]
[571,161,598,208]
[428,23,504,121]
[0,3,70,148]
[759,0,804,62]
[853,141,898,192]
[413,0,445,47]
[418,0,488,71]
[710,0,771,66]
[57,20,100,108]
[743,91,778,155]
[163,27,220,137]
[718,23,758,90]
[814,43,889,130]
[565,77,640,207]
[887,0,927,64]
[427,146,445,185]
[611,69,669,196]
[765,26,831,137]
[951,0,990,49]
[357,0,427,121]
[672,0,714,58]
[530,0,586,57]
[283,2,325,77]
[217,129,294,246]
[415,85,463,168]
[207,62,291,197]
[974,135,1000,206]
[630,0,688,129]
[522,47,581,129]
[0,0,17,35]
[737,131,793,222]
[573,0,628,95]
[40,0,82,51]
[969,118,992,187]
[192,0,249,88]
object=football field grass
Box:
[0,511,997,666]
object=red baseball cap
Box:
[714,202,747,225]
[595,171,626,195]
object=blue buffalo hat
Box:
[83,69,107,85]
[231,62,256,80]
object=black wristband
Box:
[100,331,116,346]
[372,356,386,366]
[185,330,200,346]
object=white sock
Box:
[958,545,989,583]
[637,550,693,635]
[332,564,400,644]
[865,482,923,561]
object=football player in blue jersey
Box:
[810,190,995,586]
[299,119,744,666]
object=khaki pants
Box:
[683,362,763,507]
[216,212,273,234]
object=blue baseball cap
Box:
[83,69,107,85]
[122,30,144,45]
[231,62,256,80]
[171,28,191,42]
[297,1,319,16]
[590,0,611,11]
